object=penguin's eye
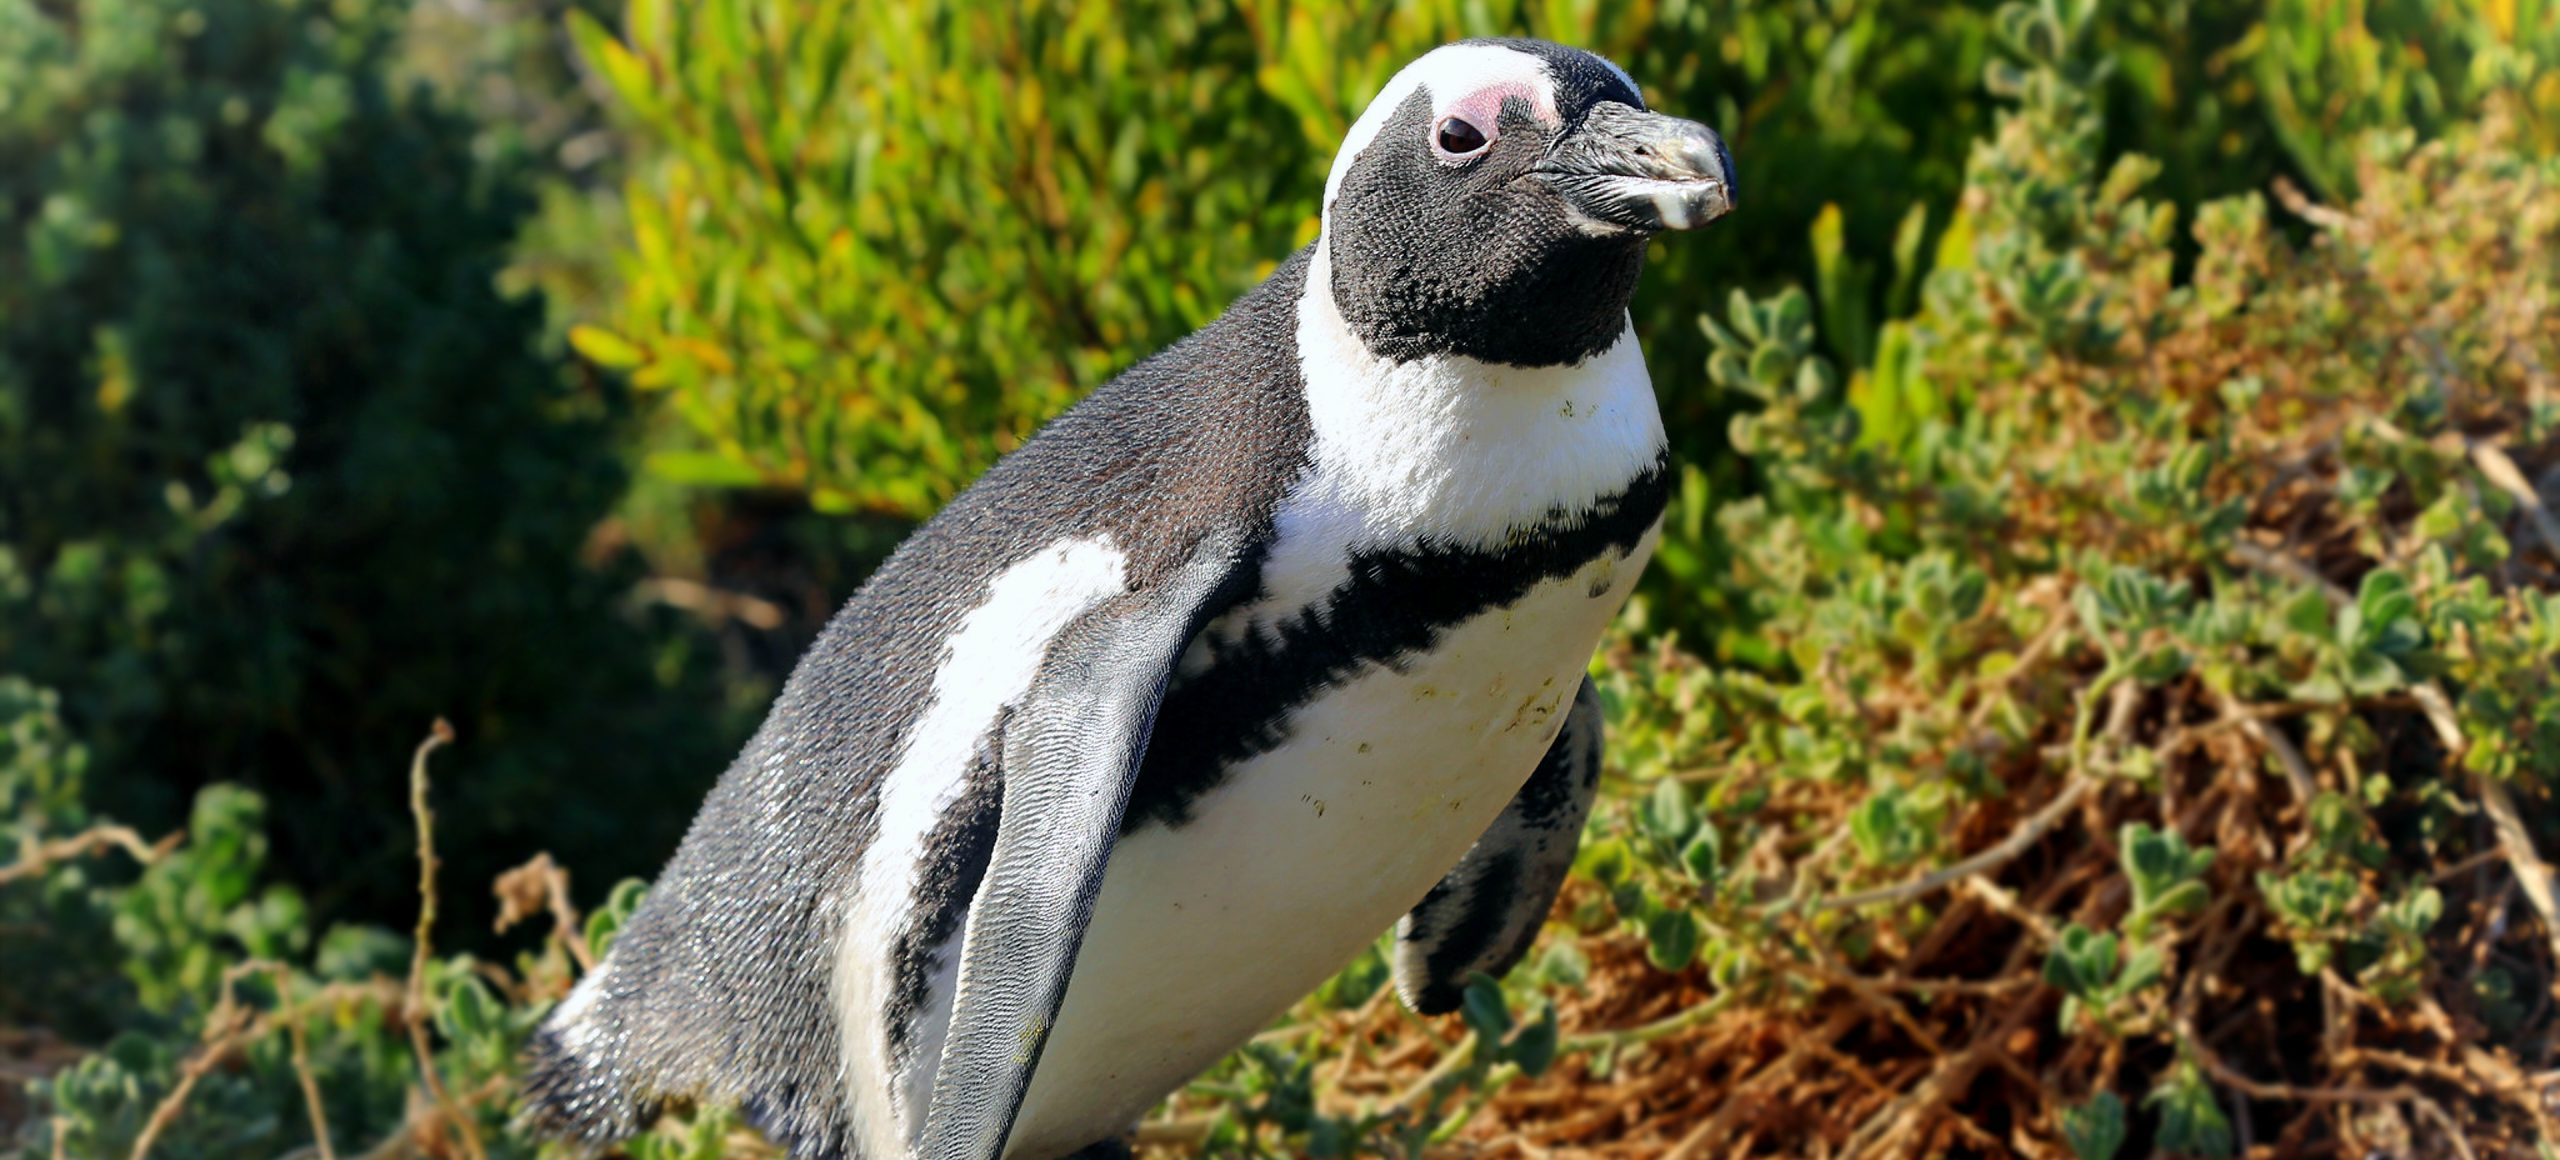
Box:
[1434,116,1490,158]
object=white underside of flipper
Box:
[834,537,1131,1160]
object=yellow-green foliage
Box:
[568,0,2053,518]
[2255,0,2560,197]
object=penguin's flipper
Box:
[921,534,1246,1160]
[1393,674,1606,1015]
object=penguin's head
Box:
[1317,39,1735,368]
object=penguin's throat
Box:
[1291,244,1668,553]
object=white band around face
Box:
[1320,43,1560,229]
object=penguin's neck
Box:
[1290,242,1668,553]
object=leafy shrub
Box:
[979,3,2560,1153]
[4,697,590,1158]
[2253,0,2560,198]
[562,0,2324,530]
[0,0,736,932]
[567,0,2560,648]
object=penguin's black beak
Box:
[1534,103,1736,234]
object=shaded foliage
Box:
[0,0,736,938]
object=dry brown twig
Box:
[493,851,594,972]
[2272,175,2358,234]
[277,965,339,1160]
[2214,689,2320,807]
[93,961,394,1160]
[401,718,486,1160]
[16,820,345,1160]
[0,824,181,887]
[631,576,788,630]
[1818,776,2091,915]
[127,960,351,1160]
[1835,941,2049,1159]
[2173,1010,2478,1160]
[2464,409,2560,565]
[126,988,256,1160]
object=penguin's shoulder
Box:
[777,246,1320,740]
[975,246,1317,579]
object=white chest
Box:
[1006,521,1656,1156]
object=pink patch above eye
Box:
[1437,81,1556,140]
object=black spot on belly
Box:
[1123,455,1669,832]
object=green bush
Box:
[0,0,736,933]
[565,0,2267,524]
[568,0,2560,641]
[1172,6,2558,1152]
[2254,0,2560,198]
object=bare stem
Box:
[2468,438,2560,565]
[276,965,338,1160]
[1818,779,2093,913]
[0,824,180,887]
[400,719,484,1160]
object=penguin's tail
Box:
[518,966,660,1146]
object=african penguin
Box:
[524,38,1735,1160]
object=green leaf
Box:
[2280,587,2333,638]
[644,450,772,489]
[1680,827,1724,888]
[435,968,499,1045]
[1646,909,1702,973]
[1849,787,1928,868]
[566,323,647,369]
[1747,344,1793,393]
[1460,972,1512,1040]
[2149,1063,2235,1158]
[1537,941,1591,988]
[1507,1003,1560,1077]
[567,11,657,109]
[2117,944,2165,996]
[1578,838,1632,887]
[2043,924,2119,999]
[2061,1092,2127,1160]
[584,878,650,960]
[1697,311,1743,353]
[1643,778,1696,845]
